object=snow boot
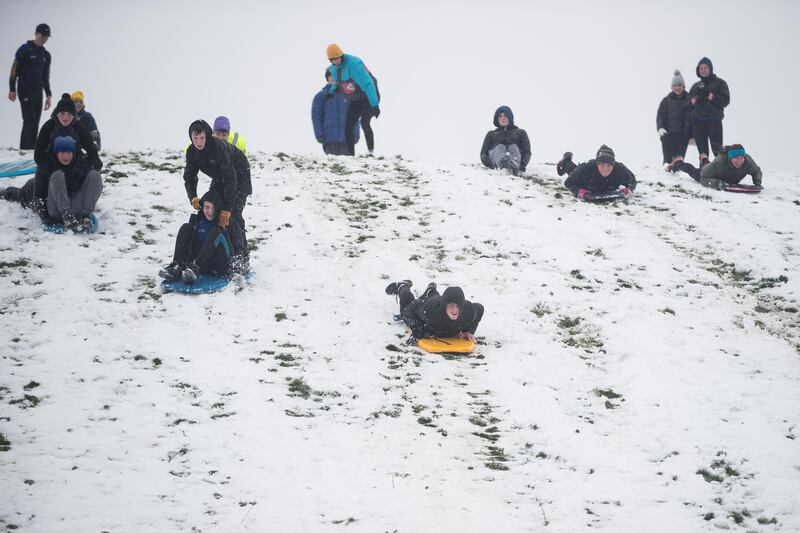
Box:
[385,279,412,296]
[182,262,199,283]
[556,152,573,176]
[80,214,96,233]
[0,187,21,203]
[62,212,79,233]
[421,282,437,300]
[158,263,183,281]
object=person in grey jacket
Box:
[674,144,762,189]
[657,70,691,171]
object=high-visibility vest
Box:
[227,131,247,154]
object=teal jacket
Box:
[328,54,379,108]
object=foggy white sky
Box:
[2,0,798,170]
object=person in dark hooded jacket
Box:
[1,135,102,231]
[688,57,730,165]
[312,67,360,155]
[480,106,531,175]
[562,145,637,200]
[159,190,243,283]
[183,119,238,231]
[385,280,484,344]
[34,93,102,177]
[656,69,691,171]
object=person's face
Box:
[191,131,206,150]
[731,155,746,168]
[597,162,614,177]
[498,113,510,127]
[330,56,343,66]
[56,151,73,165]
[698,64,710,77]
[72,98,85,112]
[203,201,215,220]
[446,303,460,320]
[34,33,49,46]
[213,130,228,141]
[671,84,685,95]
[57,111,74,126]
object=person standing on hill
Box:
[689,57,730,167]
[8,23,53,149]
[656,70,691,171]
[326,43,380,156]
[312,67,360,155]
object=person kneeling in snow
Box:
[480,106,531,175]
[1,135,102,232]
[673,144,762,189]
[560,145,637,200]
[385,280,484,345]
[159,190,243,283]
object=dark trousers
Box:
[660,132,689,163]
[398,285,439,321]
[19,91,43,150]
[675,161,701,181]
[344,99,372,155]
[323,143,349,155]
[173,223,232,275]
[232,191,249,258]
[693,119,723,159]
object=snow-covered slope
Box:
[1,149,798,532]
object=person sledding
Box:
[561,145,637,200]
[656,70,691,172]
[325,43,380,156]
[674,143,762,190]
[159,190,243,283]
[1,135,102,232]
[385,280,484,345]
[34,92,102,177]
[312,67,361,155]
[71,91,101,150]
[480,106,531,176]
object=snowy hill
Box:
[1,148,798,532]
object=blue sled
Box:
[0,160,36,178]
[161,271,255,294]
[43,213,99,234]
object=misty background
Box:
[2,0,798,170]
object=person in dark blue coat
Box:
[312,68,360,155]
[8,24,53,149]
[71,91,101,150]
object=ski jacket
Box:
[327,54,380,108]
[409,286,484,337]
[225,131,247,154]
[231,144,252,196]
[184,120,238,213]
[34,114,102,173]
[689,58,730,122]
[564,160,637,195]
[700,153,762,186]
[656,91,691,135]
[9,40,51,96]
[480,106,531,171]
[77,109,101,150]
[34,154,92,200]
[312,84,360,144]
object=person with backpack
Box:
[311,67,360,155]
[689,57,730,166]
[656,70,691,171]
[326,43,380,156]
[8,23,53,149]
[479,106,531,175]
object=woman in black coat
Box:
[656,70,691,170]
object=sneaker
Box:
[62,212,79,232]
[699,154,710,168]
[182,262,199,283]
[421,282,437,299]
[556,151,573,176]
[158,263,183,281]
[367,150,374,158]
[385,279,412,295]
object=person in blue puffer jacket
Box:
[311,67,360,155]
[326,43,380,156]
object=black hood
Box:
[188,119,214,145]
[200,189,222,221]
[696,57,714,78]
[441,286,466,307]
[493,106,515,127]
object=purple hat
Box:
[213,116,230,132]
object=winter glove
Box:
[372,106,380,118]
[657,128,667,138]
[91,156,103,171]
[218,210,231,229]
[315,135,325,143]
[577,188,591,200]
[620,186,633,197]
[688,138,696,146]
[191,196,201,210]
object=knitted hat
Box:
[327,43,344,59]
[53,135,76,153]
[54,93,76,115]
[70,90,85,102]
[596,144,616,165]
[213,116,230,132]
[671,69,685,87]
[726,144,746,159]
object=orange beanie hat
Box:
[70,90,85,102]
[326,43,344,59]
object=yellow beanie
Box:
[326,44,344,59]
[71,91,85,102]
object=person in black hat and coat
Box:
[8,23,53,149]
[562,145,637,199]
[385,280,484,344]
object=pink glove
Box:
[620,186,632,196]
[577,188,590,200]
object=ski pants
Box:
[172,223,232,275]
[323,143,349,156]
[660,132,689,164]
[19,90,43,150]
[488,144,521,169]
[45,170,103,219]
[344,98,373,155]
[693,119,723,159]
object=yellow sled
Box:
[417,337,475,353]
